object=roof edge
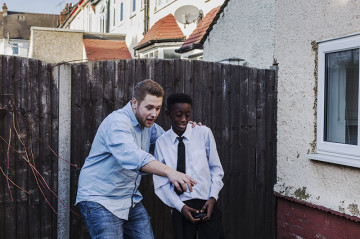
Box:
[175,43,203,53]
[200,0,230,45]
[134,38,185,50]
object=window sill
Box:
[307,152,360,168]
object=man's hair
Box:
[166,93,193,111]
[133,79,165,103]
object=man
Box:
[76,80,197,239]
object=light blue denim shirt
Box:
[75,101,164,220]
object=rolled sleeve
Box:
[105,121,156,174]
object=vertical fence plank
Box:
[39,61,53,238]
[117,60,127,107]
[15,57,29,239]
[173,59,184,93]
[92,61,105,131]
[103,60,115,116]
[27,58,41,239]
[4,56,16,239]
[211,63,222,155]
[247,68,258,239]
[255,69,266,238]
[237,66,249,238]
[202,61,213,126]
[0,55,5,239]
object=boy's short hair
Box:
[166,93,193,111]
[133,79,165,103]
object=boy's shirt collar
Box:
[169,123,192,143]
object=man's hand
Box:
[201,197,216,221]
[181,205,201,223]
[141,161,197,192]
[189,121,203,127]
[167,169,197,193]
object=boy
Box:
[153,93,225,239]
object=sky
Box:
[4,0,79,14]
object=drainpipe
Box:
[144,0,149,34]
[106,0,110,33]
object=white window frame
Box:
[308,34,360,168]
[156,0,175,10]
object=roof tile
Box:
[83,39,132,61]
[178,6,221,52]
[137,14,185,47]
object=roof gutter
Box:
[134,38,185,50]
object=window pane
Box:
[113,8,116,26]
[324,49,359,145]
[120,3,123,21]
[12,43,18,54]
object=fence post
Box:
[54,64,71,239]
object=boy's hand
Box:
[181,205,201,223]
[201,197,216,221]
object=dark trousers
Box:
[171,199,225,239]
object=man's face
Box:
[132,94,163,128]
[166,102,191,136]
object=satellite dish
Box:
[174,5,200,24]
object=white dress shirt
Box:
[153,124,224,212]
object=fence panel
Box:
[0,56,58,239]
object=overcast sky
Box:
[4,0,79,14]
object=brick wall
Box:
[277,197,360,239]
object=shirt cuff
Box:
[209,191,219,201]
[138,154,156,175]
[174,200,185,213]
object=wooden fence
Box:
[0,56,58,238]
[0,56,277,239]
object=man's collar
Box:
[124,101,140,128]
[170,124,192,143]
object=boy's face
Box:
[132,94,163,128]
[166,102,191,136]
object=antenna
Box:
[174,5,200,24]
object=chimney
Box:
[60,11,66,25]
[2,3,7,16]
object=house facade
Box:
[203,0,360,237]
[60,0,224,58]
[0,3,59,58]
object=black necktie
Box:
[174,136,185,195]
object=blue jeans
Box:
[78,201,154,239]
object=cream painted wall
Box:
[202,0,276,68]
[29,27,84,63]
[274,0,360,218]
[203,0,360,219]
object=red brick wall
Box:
[277,197,360,239]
